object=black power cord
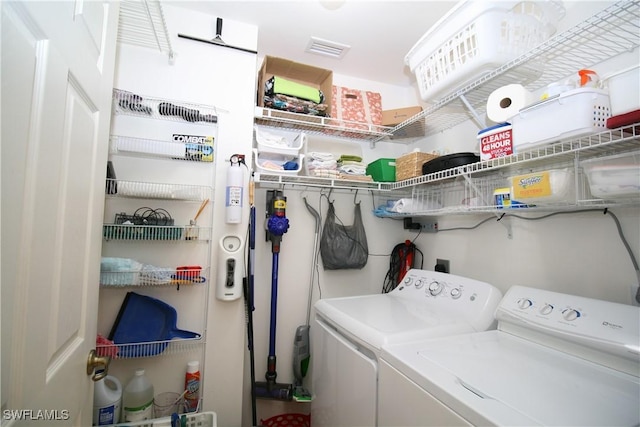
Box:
[382,241,424,293]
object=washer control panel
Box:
[497,285,640,361]
[393,269,502,306]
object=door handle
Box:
[86,349,111,382]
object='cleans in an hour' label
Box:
[512,171,552,199]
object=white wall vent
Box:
[305,37,351,59]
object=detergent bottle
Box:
[122,369,154,421]
[93,373,122,426]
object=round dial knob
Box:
[428,281,443,296]
[403,276,413,286]
[414,279,424,289]
[562,308,581,321]
[517,298,533,309]
[539,304,554,315]
[450,288,461,299]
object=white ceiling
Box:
[170,0,458,86]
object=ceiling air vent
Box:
[305,37,351,59]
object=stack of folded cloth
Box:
[337,155,372,182]
[307,152,339,178]
[264,76,328,116]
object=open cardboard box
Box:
[257,55,333,118]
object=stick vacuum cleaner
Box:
[255,190,293,401]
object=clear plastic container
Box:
[582,151,640,199]
[123,369,155,422]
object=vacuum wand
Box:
[256,190,293,401]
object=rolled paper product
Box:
[486,84,535,123]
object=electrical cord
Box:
[382,241,424,293]
[432,208,640,304]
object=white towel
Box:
[308,152,335,161]
[390,198,441,213]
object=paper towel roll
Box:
[487,84,535,123]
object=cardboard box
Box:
[332,86,383,129]
[382,106,423,126]
[257,56,333,118]
[382,106,425,137]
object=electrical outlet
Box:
[436,258,450,273]
[420,221,438,232]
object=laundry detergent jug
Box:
[93,374,122,426]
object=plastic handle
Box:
[216,18,223,37]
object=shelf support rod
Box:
[461,173,512,239]
[459,94,486,130]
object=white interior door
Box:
[1,1,118,424]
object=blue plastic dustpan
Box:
[108,292,200,358]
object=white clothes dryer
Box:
[379,285,640,426]
[310,269,503,427]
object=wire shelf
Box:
[393,124,640,188]
[257,123,640,214]
[103,224,212,241]
[110,135,214,163]
[388,0,640,142]
[96,337,204,359]
[254,107,393,141]
[100,266,208,287]
[254,172,394,191]
[117,0,175,62]
[113,89,219,124]
[106,179,211,201]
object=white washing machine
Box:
[379,285,640,427]
[310,269,503,427]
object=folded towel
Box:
[308,159,337,170]
[339,154,363,163]
[311,169,340,178]
[389,198,442,213]
[339,174,372,182]
[338,164,367,175]
[308,152,336,161]
[267,76,324,104]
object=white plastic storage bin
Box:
[254,126,306,156]
[405,0,564,101]
[582,151,640,199]
[253,149,304,175]
[602,65,640,116]
[511,88,611,150]
[510,168,574,203]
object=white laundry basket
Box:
[405,0,565,101]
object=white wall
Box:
[109,6,257,427]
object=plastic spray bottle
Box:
[184,361,200,412]
[122,369,154,421]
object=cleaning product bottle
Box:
[122,369,154,422]
[93,373,122,426]
[184,361,200,412]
